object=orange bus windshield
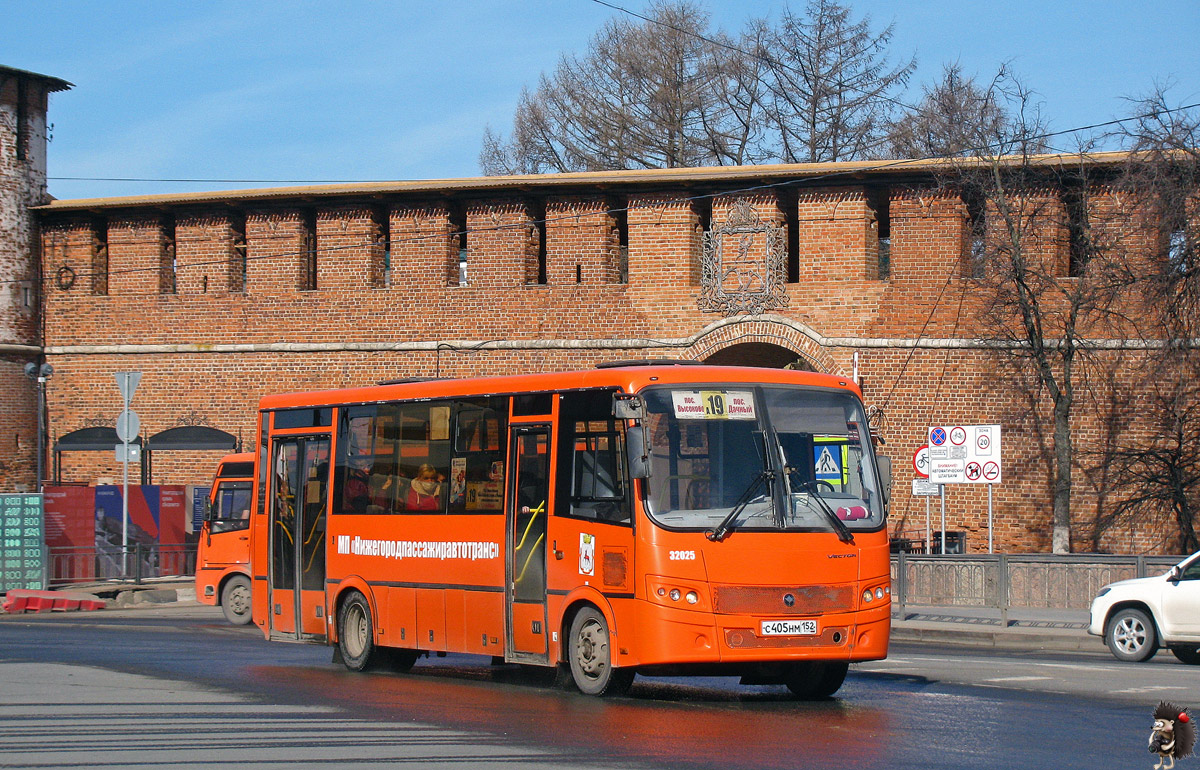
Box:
[639,385,884,536]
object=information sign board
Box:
[912,478,942,496]
[927,425,1003,484]
[191,486,210,533]
[0,493,45,591]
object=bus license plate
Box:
[760,619,818,636]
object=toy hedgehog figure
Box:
[1150,701,1195,769]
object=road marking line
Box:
[984,676,1052,682]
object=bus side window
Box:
[448,397,508,514]
[558,390,631,525]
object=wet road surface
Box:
[0,605,1167,769]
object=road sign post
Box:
[115,372,142,575]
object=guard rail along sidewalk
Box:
[892,553,1182,624]
[46,543,197,587]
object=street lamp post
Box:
[24,362,52,492]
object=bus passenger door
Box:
[506,426,550,662]
[268,435,330,642]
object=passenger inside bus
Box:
[407,464,444,511]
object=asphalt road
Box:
[0,603,1186,770]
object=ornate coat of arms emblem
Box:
[698,197,790,316]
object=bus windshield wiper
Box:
[792,476,855,545]
[706,470,773,543]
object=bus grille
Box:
[712,585,853,616]
[724,626,849,649]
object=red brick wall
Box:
[33,178,1189,554]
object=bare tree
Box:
[943,75,1139,553]
[1102,86,1200,550]
[480,1,744,174]
[759,0,915,163]
[480,0,916,173]
[886,64,1019,159]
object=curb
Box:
[891,624,1103,653]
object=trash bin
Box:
[932,530,966,555]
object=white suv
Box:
[1089,552,1200,663]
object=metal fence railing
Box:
[891,553,1182,624]
[46,543,197,587]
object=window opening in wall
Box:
[160,213,177,294]
[230,211,247,293]
[1167,227,1191,274]
[1063,183,1092,277]
[15,78,28,163]
[962,185,987,278]
[372,206,392,288]
[91,217,108,295]
[695,195,713,234]
[607,196,630,284]
[867,187,891,280]
[449,203,468,286]
[527,198,547,285]
[301,209,318,291]
[778,188,799,283]
[22,283,32,308]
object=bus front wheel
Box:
[784,661,848,699]
[220,575,252,626]
[568,607,634,696]
[337,591,381,671]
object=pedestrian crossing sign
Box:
[814,446,841,480]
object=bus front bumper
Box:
[629,600,890,668]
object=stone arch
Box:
[685,316,843,374]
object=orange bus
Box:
[195,452,255,625]
[249,362,893,697]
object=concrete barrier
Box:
[2,590,106,613]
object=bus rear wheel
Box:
[337,591,381,671]
[220,575,252,626]
[784,661,848,699]
[568,607,634,696]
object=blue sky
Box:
[3,0,1198,201]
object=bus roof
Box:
[216,453,256,479]
[257,364,862,411]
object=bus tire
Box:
[389,648,419,673]
[337,591,381,671]
[568,607,634,697]
[784,661,848,699]
[220,575,252,626]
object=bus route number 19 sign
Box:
[927,425,1002,485]
[1,493,45,591]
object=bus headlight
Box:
[862,589,874,604]
[646,577,709,611]
[875,587,885,600]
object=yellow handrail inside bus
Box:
[515,500,545,551]
[516,533,545,583]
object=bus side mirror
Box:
[613,393,646,421]
[204,500,216,523]
[626,425,650,480]
[877,456,893,493]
